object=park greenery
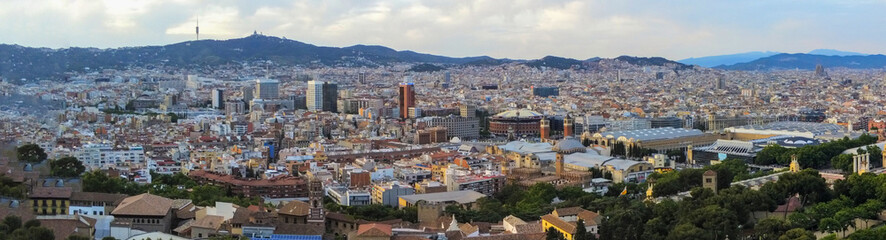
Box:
[81,170,264,207]
[0,174,26,199]
[0,215,54,240]
[754,134,878,168]
[15,144,47,163]
[49,156,86,178]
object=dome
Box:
[494,109,543,118]
[552,136,585,153]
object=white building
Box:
[75,143,146,169]
[307,80,324,111]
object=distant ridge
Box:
[679,51,780,67]
[717,53,886,70]
[807,49,867,56]
[0,34,493,80]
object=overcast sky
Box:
[1,0,884,60]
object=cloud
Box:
[0,0,885,60]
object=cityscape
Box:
[4,1,886,240]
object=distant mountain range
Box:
[680,49,872,68]
[0,34,496,80]
[717,53,886,70]
[0,34,697,81]
[679,51,781,68]
[3,34,881,81]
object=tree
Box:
[819,218,842,235]
[666,223,705,240]
[16,144,47,163]
[50,157,86,178]
[831,154,854,173]
[546,227,565,240]
[756,144,790,165]
[778,228,815,240]
[66,235,92,240]
[574,219,594,240]
[755,218,790,240]
[1,215,22,234]
[22,219,40,229]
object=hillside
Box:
[679,51,780,67]
[0,34,492,80]
[718,53,886,70]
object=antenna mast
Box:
[195,16,200,40]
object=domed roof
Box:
[552,136,585,153]
[494,109,543,118]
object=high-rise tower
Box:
[195,16,199,40]
[399,82,415,119]
[307,80,323,111]
[563,115,574,137]
[540,117,550,141]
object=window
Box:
[705,179,712,183]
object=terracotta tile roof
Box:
[277,200,310,216]
[192,215,224,230]
[553,207,584,217]
[29,187,72,199]
[459,223,479,236]
[189,170,305,186]
[461,232,546,240]
[230,207,254,224]
[325,212,357,223]
[111,193,174,216]
[274,223,325,235]
[38,216,93,240]
[577,210,601,225]
[70,192,127,203]
[173,219,194,235]
[514,222,542,234]
[355,223,393,237]
[540,214,575,233]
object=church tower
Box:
[540,117,550,141]
[789,154,800,173]
[563,115,574,137]
[307,178,326,226]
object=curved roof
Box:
[493,109,543,118]
[553,137,586,153]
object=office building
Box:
[371,181,415,207]
[399,82,415,119]
[307,80,323,111]
[532,86,560,97]
[417,116,480,140]
[322,81,338,112]
[255,78,280,99]
[460,104,476,118]
[211,89,224,109]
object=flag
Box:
[620,186,628,196]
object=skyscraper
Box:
[399,82,415,119]
[255,78,280,99]
[307,80,323,111]
[442,71,451,88]
[211,89,224,109]
[322,82,338,113]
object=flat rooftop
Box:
[398,190,486,205]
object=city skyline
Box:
[2,0,885,60]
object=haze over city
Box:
[2,0,886,59]
[6,1,886,240]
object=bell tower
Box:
[307,178,326,226]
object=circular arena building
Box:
[489,109,545,135]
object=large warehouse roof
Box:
[596,127,704,142]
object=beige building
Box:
[586,127,718,152]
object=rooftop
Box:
[597,127,704,142]
[398,190,486,205]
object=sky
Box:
[1,0,885,60]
